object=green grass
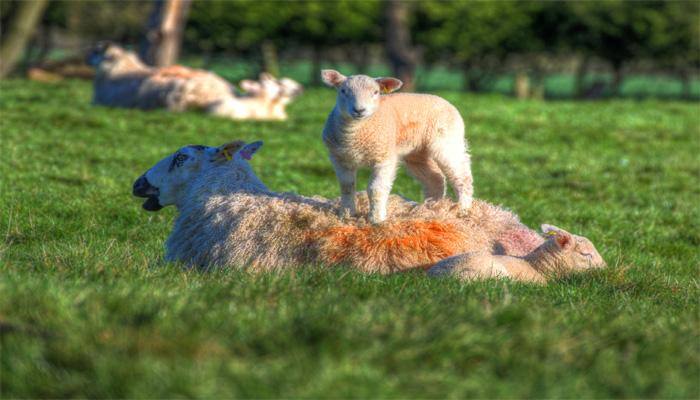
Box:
[1,80,698,398]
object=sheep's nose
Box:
[133,175,158,197]
[353,107,366,114]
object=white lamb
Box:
[321,69,473,223]
[132,140,547,273]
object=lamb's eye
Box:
[340,88,347,95]
[374,90,379,95]
[169,153,189,172]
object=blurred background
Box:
[1,0,698,100]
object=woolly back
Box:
[165,188,527,273]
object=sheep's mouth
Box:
[133,175,162,211]
[142,196,163,212]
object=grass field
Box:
[1,80,699,398]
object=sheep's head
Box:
[133,140,263,211]
[321,69,402,120]
[86,41,128,68]
[540,224,607,271]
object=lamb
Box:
[87,42,301,120]
[321,69,474,224]
[229,73,303,120]
[132,140,543,273]
[427,224,606,283]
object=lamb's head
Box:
[540,224,607,271]
[132,140,263,211]
[278,77,303,102]
[321,69,402,120]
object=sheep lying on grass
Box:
[132,140,542,273]
[236,74,303,120]
[321,69,473,223]
[428,224,606,283]
[88,42,301,120]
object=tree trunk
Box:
[514,71,530,99]
[261,40,279,77]
[140,0,191,67]
[679,69,692,100]
[610,63,624,97]
[311,45,322,86]
[384,0,417,91]
[0,0,49,78]
[530,65,545,100]
[574,55,590,98]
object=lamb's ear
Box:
[240,80,262,94]
[239,141,263,161]
[213,140,246,163]
[542,224,574,250]
[375,77,403,94]
[321,69,346,88]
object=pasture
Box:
[1,80,698,398]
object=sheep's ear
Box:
[542,224,574,250]
[376,77,403,94]
[240,141,263,161]
[321,69,346,88]
[213,140,246,162]
[240,80,262,94]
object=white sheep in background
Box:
[132,140,547,273]
[88,42,302,121]
[321,69,473,224]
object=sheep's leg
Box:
[368,159,398,223]
[331,158,357,217]
[404,156,446,201]
[432,138,473,212]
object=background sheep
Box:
[133,140,543,273]
[428,224,606,283]
[321,69,473,223]
[88,42,301,120]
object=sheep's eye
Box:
[580,252,593,259]
[169,153,189,172]
[374,90,379,95]
[340,88,347,95]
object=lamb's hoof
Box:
[337,208,357,220]
[456,199,473,217]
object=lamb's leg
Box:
[428,254,508,280]
[368,158,398,223]
[331,157,357,217]
[404,156,446,201]
[432,139,473,212]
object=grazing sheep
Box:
[321,69,473,223]
[87,42,301,120]
[132,140,539,273]
[428,224,606,283]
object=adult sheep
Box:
[132,140,544,273]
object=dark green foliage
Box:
[0,80,698,398]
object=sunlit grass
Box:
[0,80,698,398]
